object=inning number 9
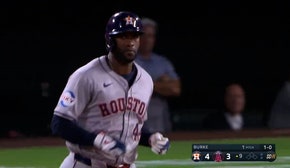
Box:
[226,153,231,160]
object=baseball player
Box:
[50,11,170,168]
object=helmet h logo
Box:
[124,16,135,25]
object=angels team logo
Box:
[124,16,135,25]
[60,90,75,107]
[214,151,223,162]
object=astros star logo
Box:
[124,16,135,25]
[192,151,201,162]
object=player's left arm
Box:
[139,129,170,155]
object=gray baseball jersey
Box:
[53,55,153,165]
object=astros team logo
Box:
[124,16,135,25]
[60,90,75,107]
[192,151,201,162]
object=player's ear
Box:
[105,34,110,51]
[105,34,116,52]
[110,38,116,50]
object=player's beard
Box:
[112,47,137,64]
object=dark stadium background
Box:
[1,0,290,135]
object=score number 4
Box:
[205,153,210,160]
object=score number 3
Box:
[226,153,231,160]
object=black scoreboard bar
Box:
[192,144,276,162]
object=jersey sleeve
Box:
[54,70,92,120]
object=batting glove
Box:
[149,132,170,155]
[94,132,126,157]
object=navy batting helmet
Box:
[105,11,143,51]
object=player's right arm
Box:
[50,69,95,145]
[51,115,125,156]
[50,68,125,156]
[51,115,96,145]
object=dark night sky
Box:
[1,0,290,115]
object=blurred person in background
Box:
[267,79,290,129]
[202,83,250,131]
[135,17,181,134]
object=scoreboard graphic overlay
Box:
[192,144,276,162]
